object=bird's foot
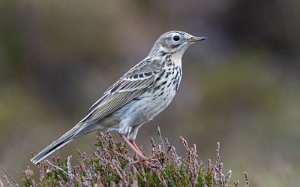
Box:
[137,154,158,163]
[138,154,161,168]
[120,135,160,168]
[129,158,160,169]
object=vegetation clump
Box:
[22,131,248,186]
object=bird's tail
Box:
[31,123,83,164]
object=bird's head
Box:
[149,31,206,57]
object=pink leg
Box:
[130,140,158,162]
[120,135,148,160]
[129,140,143,155]
[120,135,159,164]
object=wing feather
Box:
[80,58,162,124]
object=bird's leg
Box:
[120,135,157,162]
[121,135,160,169]
[120,135,147,159]
[129,140,158,162]
[129,140,143,155]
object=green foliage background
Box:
[1,0,300,186]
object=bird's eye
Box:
[173,35,180,41]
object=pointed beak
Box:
[188,36,207,43]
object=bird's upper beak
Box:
[188,36,207,43]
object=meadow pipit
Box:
[31,31,206,164]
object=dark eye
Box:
[173,35,180,41]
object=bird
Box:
[31,31,206,164]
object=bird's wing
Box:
[80,58,162,124]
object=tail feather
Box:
[31,125,82,164]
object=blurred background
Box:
[1,0,300,186]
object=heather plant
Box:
[20,131,248,187]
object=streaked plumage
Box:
[31,31,206,164]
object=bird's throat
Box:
[170,52,183,67]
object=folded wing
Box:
[81,58,162,125]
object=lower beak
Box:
[188,36,207,43]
